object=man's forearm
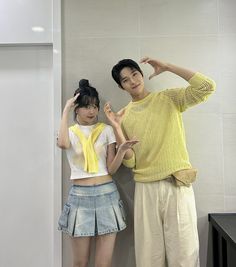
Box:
[166,63,195,82]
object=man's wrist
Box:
[165,63,173,72]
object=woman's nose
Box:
[88,106,96,112]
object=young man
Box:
[104,57,216,267]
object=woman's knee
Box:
[95,260,112,267]
[73,259,89,267]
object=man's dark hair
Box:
[111,59,143,88]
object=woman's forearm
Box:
[112,126,134,159]
[107,148,126,175]
[57,108,70,149]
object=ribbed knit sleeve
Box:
[122,152,135,168]
[163,72,216,112]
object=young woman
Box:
[57,79,138,267]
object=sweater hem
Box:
[133,166,193,183]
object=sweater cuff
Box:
[122,153,135,168]
[188,72,216,90]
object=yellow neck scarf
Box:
[70,123,105,173]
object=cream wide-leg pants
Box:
[134,177,200,267]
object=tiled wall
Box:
[62,0,236,266]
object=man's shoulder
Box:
[150,89,170,96]
[158,87,182,98]
[118,103,131,113]
[149,90,170,100]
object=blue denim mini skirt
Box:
[58,181,127,237]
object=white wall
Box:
[0,1,62,267]
[0,45,54,267]
[0,0,52,43]
[62,0,236,266]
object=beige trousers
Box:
[134,177,200,267]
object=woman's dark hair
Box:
[111,59,143,88]
[73,79,100,120]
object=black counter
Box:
[207,213,236,267]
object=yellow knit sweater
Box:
[122,72,216,182]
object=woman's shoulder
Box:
[99,123,116,143]
[102,123,114,133]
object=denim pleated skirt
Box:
[58,181,127,237]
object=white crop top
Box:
[66,123,116,179]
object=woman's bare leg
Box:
[94,233,117,267]
[70,236,92,267]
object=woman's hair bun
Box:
[79,79,89,89]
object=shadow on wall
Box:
[113,166,136,267]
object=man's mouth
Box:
[132,84,140,90]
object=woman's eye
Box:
[86,105,97,109]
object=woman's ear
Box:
[75,107,79,114]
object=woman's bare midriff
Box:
[72,174,113,186]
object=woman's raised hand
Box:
[64,93,80,111]
[104,102,125,129]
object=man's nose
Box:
[130,77,135,84]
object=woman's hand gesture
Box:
[118,139,139,153]
[104,102,125,129]
[64,93,80,112]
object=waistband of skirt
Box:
[70,181,117,196]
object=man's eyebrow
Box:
[121,69,137,81]
[121,76,128,81]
